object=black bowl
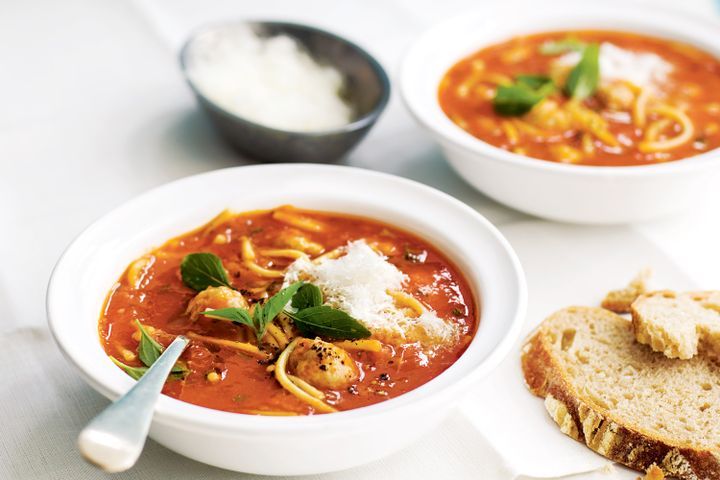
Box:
[179,21,391,163]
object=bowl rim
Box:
[46,164,527,434]
[400,0,720,177]
[179,20,391,137]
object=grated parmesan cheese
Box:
[185,25,353,132]
[555,42,672,89]
[284,240,457,346]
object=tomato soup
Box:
[99,206,477,415]
[439,31,720,166]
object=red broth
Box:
[439,31,720,166]
[99,207,478,415]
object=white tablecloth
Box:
[2,0,719,478]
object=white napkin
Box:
[459,221,697,479]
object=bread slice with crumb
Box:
[684,291,720,314]
[631,291,720,360]
[641,464,666,480]
[602,269,651,314]
[522,306,720,480]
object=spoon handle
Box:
[78,335,189,472]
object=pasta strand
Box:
[633,87,651,127]
[241,236,285,278]
[565,100,619,147]
[639,104,694,152]
[272,210,324,232]
[245,410,298,416]
[202,209,235,235]
[287,374,326,400]
[334,339,384,353]
[500,121,520,145]
[187,332,268,359]
[282,235,325,256]
[275,338,337,413]
[265,323,289,349]
[258,248,308,260]
[388,290,425,316]
[313,247,344,262]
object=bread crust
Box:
[601,269,651,314]
[522,311,720,480]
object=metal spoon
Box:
[78,335,189,473]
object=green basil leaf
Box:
[170,361,189,377]
[291,283,323,310]
[113,323,187,381]
[251,305,265,342]
[539,39,586,55]
[199,282,305,343]
[516,74,554,94]
[493,74,556,116]
[252,281,304,342]
[136,320,163,367]
[565,43,600,100]
[493,84,545,116]
[202,308,254,328]
[259,281,304,327]
[180,253,233,291]
[288,306,371,340]
[111,356,186,380]
[110,356,148,380]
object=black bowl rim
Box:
[178,19,391,138]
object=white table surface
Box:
[2,0,719,478]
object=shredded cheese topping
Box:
[284,240,457,346]
[185,25,353,132]
[555,42,672,89]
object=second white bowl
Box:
[401,0,720,224]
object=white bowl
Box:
[400,0,720,224]
[47,164,526,475]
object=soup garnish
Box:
[185,25,353,132]
[99,206,477,415]
[439,31,720,166]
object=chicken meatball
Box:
[288,338,359,390]
[186,286,249,321]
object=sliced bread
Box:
[684,291,720,314]
[602,269,651,314]
[642,465,666,480]
[522,306,720,480]
[631,291,720,360]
